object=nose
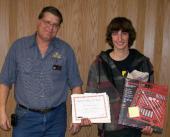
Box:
[48,24,54,30]
[118,33,123,41]
[47,24,56,32]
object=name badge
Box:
[52,65,62,70]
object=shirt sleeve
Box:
[66,48,83,89]
[0,44,17,86]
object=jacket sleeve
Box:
[141,57,154,83]
[86,60,99,93]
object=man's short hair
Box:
[38,6,63,24]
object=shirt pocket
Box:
[17,58,33,74]
[50,59,66,81]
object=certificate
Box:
[71,93,111,123]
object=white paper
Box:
[71,93,111,123]
[127,70,149,82]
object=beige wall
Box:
[0,0,170,137]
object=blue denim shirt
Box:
[0,34,83,109]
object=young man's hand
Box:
[80,118,92,126]
[141,126,153,135]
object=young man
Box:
[84,17,154,137]
[0,6,82,137]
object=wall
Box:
[0,0,170,137]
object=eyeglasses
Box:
[41,19,60,30]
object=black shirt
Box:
[109,50,136,77]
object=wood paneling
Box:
[0,0,9,68]
[0,0,170,137]
[144,0,157,62]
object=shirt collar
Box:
[28,32,57,50]
[27,33,37,48]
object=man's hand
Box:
[0,84,11,131]
[141,126,153,135]
[69,123,81,135]
[69,118,92,135]
[0,110,11,131]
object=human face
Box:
[37,12,61,42]
[112,30,129,51]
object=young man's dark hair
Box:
[38,6,63,24]
[106,17,136,48]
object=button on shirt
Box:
[0,34,83,109]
